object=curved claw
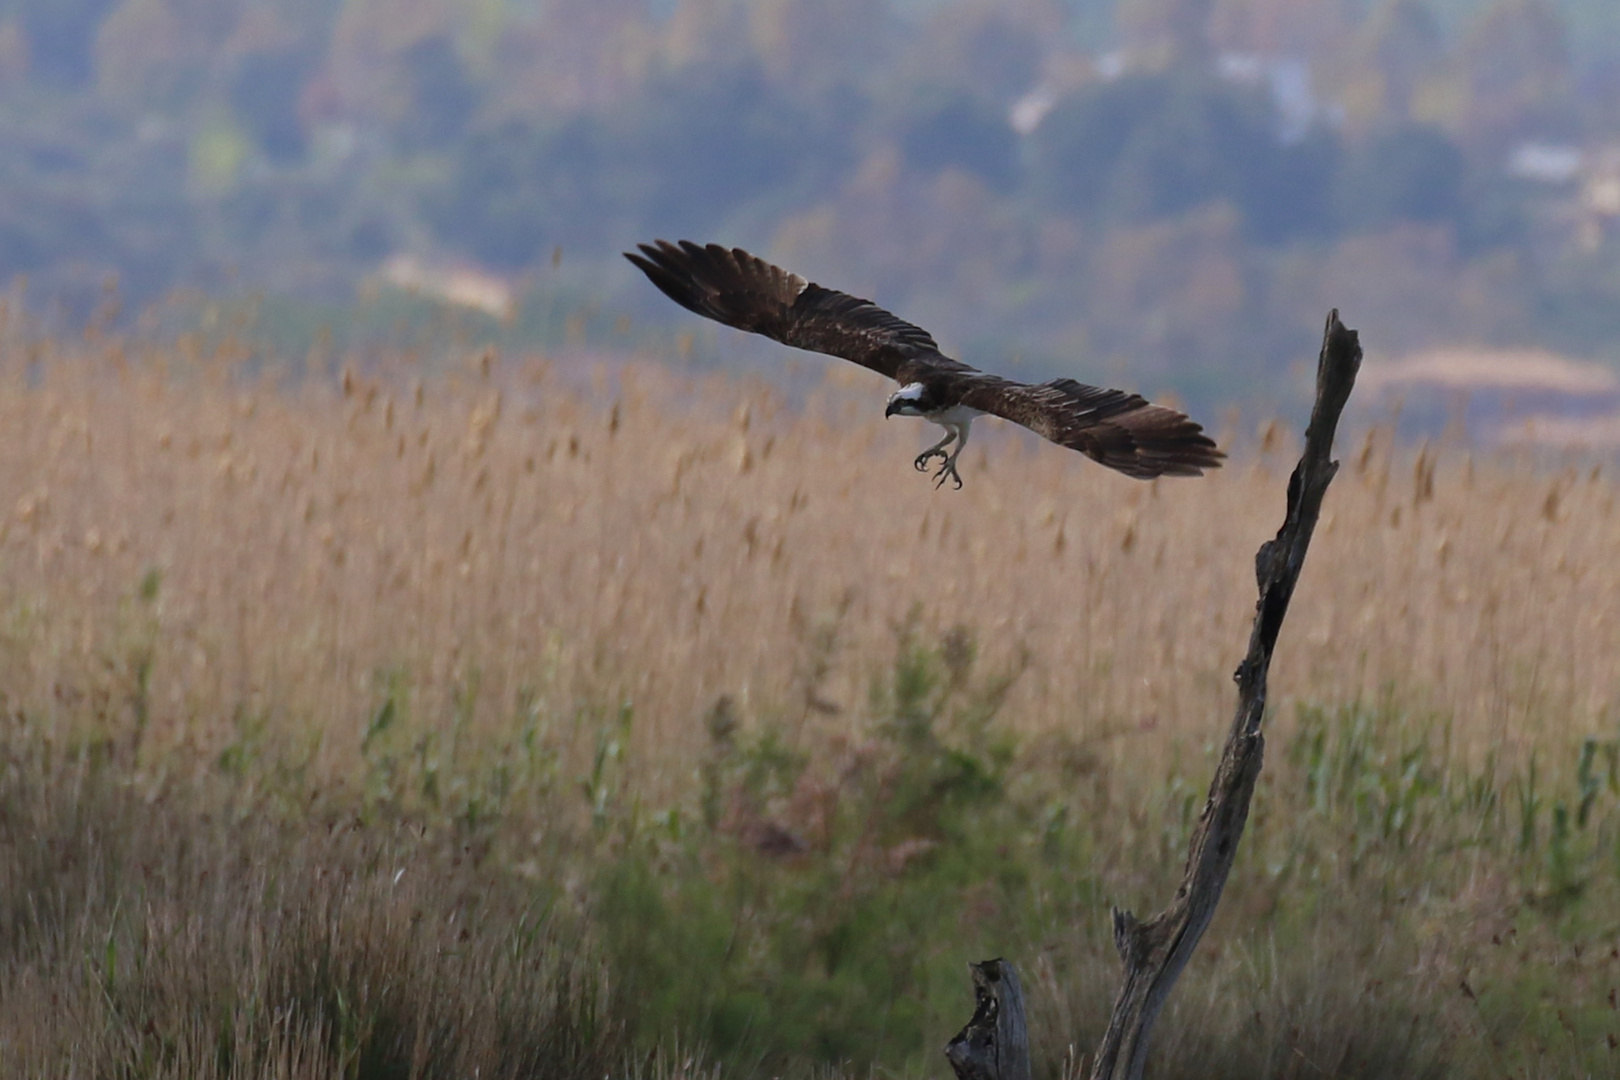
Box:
[933,460,964,490]
[914,448,947,472]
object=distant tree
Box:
[1242,128,1340,242]
[0,23,27,88]
[95,0,247,111]
[325,0,469,134]
[1208,0,1353,60]
[1029,74,1172,217]
[1333,122,1464,231]
[163,0,237,40]
[744,0,891,94]
[1116,0,1216,69]
[1579,57,1620,140]
[1559,0,1620,70]
[481,0,653,118]
[1078,204,1252,380]
[1030,71,1335,242]
[426,118,586,269]
[346,218,393,262]
[95,0,210,110]
[18,0,117,87]
[631,63,854,230]
[663,0,752,72]
[906,1,1059,102]
[897,93,1020,192]
[943,12,1045,99]
[1332,0,1445,130]
[1303,222,1532,349]
[0,106,192,299]
[395,34,477,150]
[1451,0,1572,148]
[1102,77,1278,221]
[430,63,854,269]
[231,48,316,163]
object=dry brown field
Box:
[0,338,1609,774]
[1,330,1618,1077]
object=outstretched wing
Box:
[958,376,1224,480]
[625,240,957,381]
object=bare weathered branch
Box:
[946,959,1031,1080]
[1084,311,1362,1080]
[944,313,1361,1080]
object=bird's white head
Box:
[885,382,931,418]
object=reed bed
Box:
[0,339,1608,774]
[0,333,1617,1077]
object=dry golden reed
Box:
[0,336,1609,789]
[0,331,1615,1078]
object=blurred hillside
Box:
[4,0,1620,407]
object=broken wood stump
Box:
[946,958,1030,1080]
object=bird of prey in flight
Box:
[625,240,1223,489]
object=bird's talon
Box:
[932,460,963,490]
[913,449,946,472]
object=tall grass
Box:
[0,331,1618,1076]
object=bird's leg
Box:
[933,423,969,490]
[914,427,956,472]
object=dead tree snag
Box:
[947,311,1362,1080]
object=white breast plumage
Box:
[924,403,985,424]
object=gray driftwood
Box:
[946,311,1362,1080]
[946,958,1031,1080]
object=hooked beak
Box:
[884,400,902,419]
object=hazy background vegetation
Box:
[3,0,1620,412]
[8,3,1620,1077]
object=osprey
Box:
[626,240,1223,488]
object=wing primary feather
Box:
[959,376,1224,480]
[625,239,950,380]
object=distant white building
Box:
[1009,50,1331,143]
[1507,142,1583,184]
[380,255,515,320]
